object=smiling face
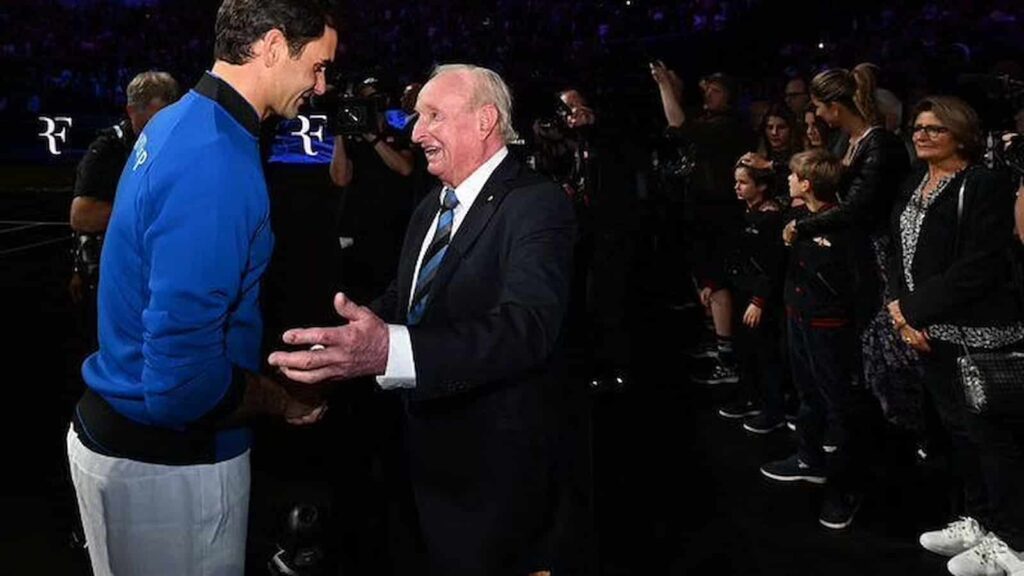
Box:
[765,115,792,151]
[912,110,959,165]
[812,97,841,128]
[804,110,823,147]
[272,25,336,119]
[411,71,496,187]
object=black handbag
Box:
[956,348,1024,415]
[951,172,1024,416]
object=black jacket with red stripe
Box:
[785,205,867,327]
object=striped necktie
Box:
[407,187,459,325]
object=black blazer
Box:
[372,154,576,575]
[888,165,1021,329]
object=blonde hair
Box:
[789,148,843,202]
[811,67,881,126]
[432,63,518,143]
[126,71,179,109]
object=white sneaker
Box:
[947,534,1024,576]
[920,517,989,557]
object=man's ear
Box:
[257,28,288,67]
[478,104,499,139]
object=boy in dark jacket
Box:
[702,161,787,433]
[762,149,875,531]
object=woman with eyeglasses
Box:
[887,96,1024,576]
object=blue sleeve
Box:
[139,155,260,429]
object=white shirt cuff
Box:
[375,324,416,390]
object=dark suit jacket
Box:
[372,153,576,576]
[888,165,1021,329]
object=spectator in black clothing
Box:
[533,87,634,387]
[741,102,803,207]
[68,70,180,349]
[888,96,1024,575]
[330,77,417,302]
[784,76,811,117]
[652,60,753,385]
[703,160,787,433]
[764,149,878,531]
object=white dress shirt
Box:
[377,147,509,389]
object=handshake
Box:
[262,292,391,426]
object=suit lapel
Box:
[420,155,520,320]
[398,186,443,318]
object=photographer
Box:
[330,77,417,301]
[651,61,753,383]
[532,87,634,388]
[69,70,179,349]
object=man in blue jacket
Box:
[66,2,337,575]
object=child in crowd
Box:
[699,160,787,433]
[762,149,874,530]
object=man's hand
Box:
[743,303,763,328]
[268,293,389,384]
[783,220,798,246]
[69,272,84,305]
[699,287,713,308]
[284,397,328,426]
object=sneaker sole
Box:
[718,409,762,420]
[919,537,979,557]
[760,468,827,485]
[744,421,786,434]
[819,501,862,530]
[823,444,838,454]
[687,351,718,359]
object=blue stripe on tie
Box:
[408,187,459,325]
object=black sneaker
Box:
[743,412,786,434]
[819,491,862,530]
[760,453,827,485]
[718,399,761,420]
[691,364,739,385]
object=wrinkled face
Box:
[274,26,336,119]
[784,79,810,114]
[765,115,791,151]
[804,110,823,147]
[912,111,959,164]
[812,97,841,128]
[703,81,729,113]
[412,72,485,187]
[735,167,766,202]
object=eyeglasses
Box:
[784,92,808,99]
[912,125,951,138]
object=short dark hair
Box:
[214,0,333,65]
[789,149,843,202]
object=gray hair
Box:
[431,63,518,143]
[126,71,180,108]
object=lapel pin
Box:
[486,195,494,202]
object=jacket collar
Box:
[194,72,260,137]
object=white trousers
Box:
[66,427,250,576]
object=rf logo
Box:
[290,114,328,157]
[38,116,73,156]
[131,133,149,171]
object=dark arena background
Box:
[3,0,1024,574]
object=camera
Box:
[987,132,1024,177]
[334,97,379,136]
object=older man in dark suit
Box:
[269,63,577,576]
